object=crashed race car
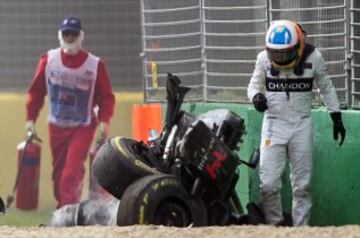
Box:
[90,73,264,227]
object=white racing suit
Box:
[247,45,340,226]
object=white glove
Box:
[99,122,110,140]
[25,120,37,136]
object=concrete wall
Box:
[175,103,360,226]
[0,93,143,210]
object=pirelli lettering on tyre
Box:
[149,178,180,192]
[159,178,179,188]
[134,160,158,174]
[265,77,313,92]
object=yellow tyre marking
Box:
[113,136,159,174]
[139,204,145,224]
[113,136,127,156]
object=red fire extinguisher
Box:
[6,132,41,210]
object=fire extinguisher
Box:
[88,137,110,201]
[6,131,42,210]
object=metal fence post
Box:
[346,0,352,108]
[201,0,207,101]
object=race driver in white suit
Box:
[247,20,346,226]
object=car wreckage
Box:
[90,73,264,227]
[48,73,266,227]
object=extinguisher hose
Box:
[6,131,42,209]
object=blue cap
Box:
[59,17,82,32]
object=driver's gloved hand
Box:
[252,93,268,112]
[330,112,346,146]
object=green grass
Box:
[0,207,52,226]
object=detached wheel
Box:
[117,174,207,227]
[92,136,159,199]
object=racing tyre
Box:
[92,136,159,199]
[117,174,207,227]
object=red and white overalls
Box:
[26,48,115,208]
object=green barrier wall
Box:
[167,103,360,226]
[0,93,143,210]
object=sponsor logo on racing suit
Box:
[265,77,313,92]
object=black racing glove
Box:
[252,93,268,112]
[330,112,346,146]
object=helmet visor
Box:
[266,44,299,66]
